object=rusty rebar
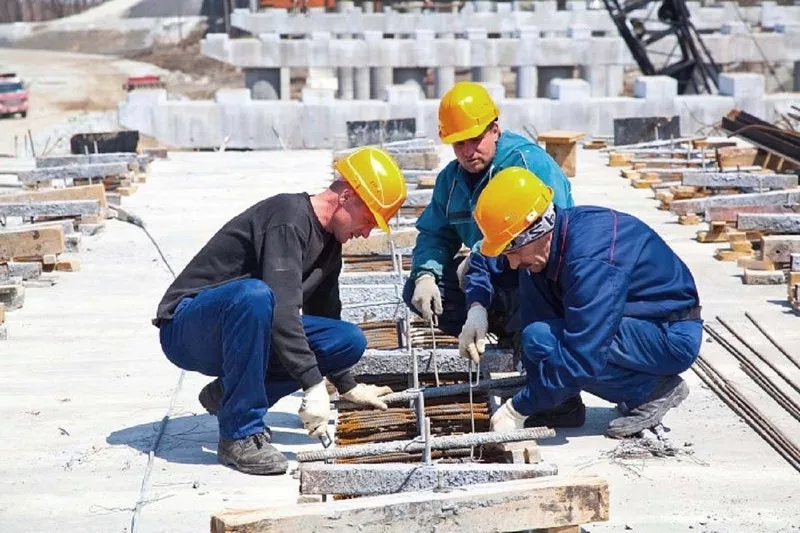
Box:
[744,311,800,372]
[297,427,556,462]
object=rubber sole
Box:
[606,378,689,438]
[218,454,288,476]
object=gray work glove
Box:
[411,273,442,322]
[456,253,471,291]
[491,399,528,432]
[458,304,489,365]
[298,381,331,438]
[341,383,393,410]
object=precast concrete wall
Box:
[231,2,800,35]
[201,21,800,99]
[118,74,800,151]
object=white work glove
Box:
[491,399,528,432]
[411,274,442,322]
[458,304,489,365]
[456,253,471,291]
[298,381,331,438]
[340,383,393,411]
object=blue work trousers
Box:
[159,278,366,440]
[404,256,520,339]
[513,316,703,415]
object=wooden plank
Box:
[0,302,5,325]
[537,130,586,144]
[0,228,65,262]
[0,184,107,209]
[705,204,800,222]
[716,146,758,168]
[210,475,609,533]
[761,236,800,263]
[682,172,797,189]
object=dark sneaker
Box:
[199,378,223,416]
[606,375,689,439]
[218,430,288,475]
[524,395,586,428]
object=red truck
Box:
[0,72,29,119]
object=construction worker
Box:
[152,147,407,475]
[404,80,580,427]
[463,167,702,438]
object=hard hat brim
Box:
[373,210,391,235]
[441,122,492,145]
[479,235,515,257]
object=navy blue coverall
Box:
[465,206,703,415]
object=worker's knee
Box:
[666,319,703,372]
[336,321,368,368]
[520,319,564,364]
[227,279,274,322]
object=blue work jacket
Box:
[466,206,701,387]
[409,131,574,281]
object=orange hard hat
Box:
[474,167,554,257]
[438,81,500,144]
[335,146,408,234]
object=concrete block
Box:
[299,463,559,496]
[743,269,785,285]
[351,347,514,376]
[671,190,800,216]
[0,282,24,311]
[0,200,100,218]
[719,73,765,99]
[567,24,591,39]
[738,214,800,233]
[479,82,505,102]
[215,88,252,105]
[301,87,336,105]
[721,21,750,35]
[8,262,42,280]
[634,75,678,100]
[682,173,797,189]
[385,84,421,106]
[548,78,591,101]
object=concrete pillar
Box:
[363,1,374,13]
[364,30,392,100]
[338,67,354,100]
[245,68,281,100]
[537,66,573,97]
[467,27,503,86]
[633,75,678,116]
[249,0,258,13]
[472,0,494,11]
[394,68,428,99]
[516,26,539,98]
[336,0,356,12]
[354,67,371,100]
[516,66,538,98]
[436,67,456,97]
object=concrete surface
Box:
[0,144,798,533]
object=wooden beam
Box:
[0,184,107,208]
[210,475,609,533]
[0,227,65,262]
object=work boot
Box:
[606,375,689,439]
[217,430,288,476]
[199,378,223,416]
[524,395,586,428]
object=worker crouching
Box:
[463,167,703,438]
[152,147,406,475]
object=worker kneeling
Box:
[152,147,406,475]
[463,167,703,438]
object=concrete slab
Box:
[2,147,799,533]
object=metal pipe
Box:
[744,311,800,372]
[296,427,556,463]
[716,316,800,395]
[334,375,527,410]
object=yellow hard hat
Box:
[335,146,408,234]
[438,81,500,144]
[474,167,554,257]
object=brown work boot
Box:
[199,378,223,416]
[218,430,288,475]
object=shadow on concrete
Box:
[106,412,319,465]
[537,406,619,447]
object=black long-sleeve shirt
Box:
[153,192,355,392]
